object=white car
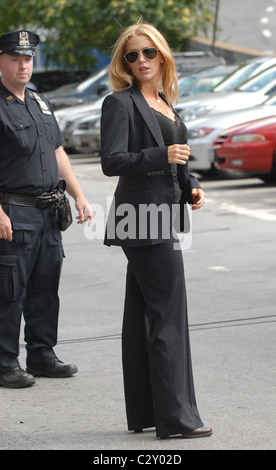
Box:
[212,55,276,93]
[182,94,276,172]
[176,64,276,122]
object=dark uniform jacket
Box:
[100,84,201,247]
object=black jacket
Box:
[100,84,201,247]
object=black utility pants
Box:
[0,204,63,374]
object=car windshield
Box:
[213,62,269,92]
[182,75,230,95]
[177,76,197,95]
[48,66,109,95]
[238,66,276,92]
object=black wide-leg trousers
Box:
[122,234,203,438]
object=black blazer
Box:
[100,84,201,247]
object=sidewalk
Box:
[0,161,275,450]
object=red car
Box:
[214,115,276,181]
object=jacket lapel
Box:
[130,85,164,147]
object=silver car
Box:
[54,94,108,133]
[182,94,276,172]
[69,113,101,154]
[177,63,276,122]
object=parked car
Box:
[45,65,110,109]
[212,55,276,93]
[54,94,108,133]
[178,64,239,96]
[181,93,276,173]
[214,116,276,181]
[176,64,276,122]
[64,113,101,154]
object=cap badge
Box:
[19,31,30,46]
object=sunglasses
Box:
[124,47,159,64]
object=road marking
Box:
[262,29,272,37]
[220,202,276,221]
[209,266,230,272]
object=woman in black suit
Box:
[100,19,212,440]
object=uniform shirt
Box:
[0,81,64,195]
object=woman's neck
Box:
[139,82,160,101]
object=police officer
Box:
[0,30,93,388]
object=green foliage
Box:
[0,0,216,69]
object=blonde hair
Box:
[109,20,178,106]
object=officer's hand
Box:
[0,206,13,241]
[75,200,93,226]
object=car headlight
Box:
[231,134,266,142]
[180,104,215,122]
[187,127,214,139]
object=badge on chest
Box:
[31,92,52,115]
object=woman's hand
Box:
[168,143,190,165]
[191,188,205,210]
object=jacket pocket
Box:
[0,255,19,301]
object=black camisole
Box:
[151,108,183,204]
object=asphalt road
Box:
[216,0,276,55]
[0,159,275,451]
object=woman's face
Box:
[124,34,163,85]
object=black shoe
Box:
[26,358,78,378]
[182,426,213,438]
[160,426,213,439]
[0,367,35,389]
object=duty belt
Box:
[0,191,58,209]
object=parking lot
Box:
[1,157,274,451]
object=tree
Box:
[0,0,216,69]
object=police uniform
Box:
[0,31,77,386]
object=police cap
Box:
[0,30,40,57]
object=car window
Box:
[183,75,229,95]
[213,62,268,92]
[238,67,276,92]
[76,67,109,93]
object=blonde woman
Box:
[100,20,211,439]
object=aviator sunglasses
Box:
[124,47,159,64]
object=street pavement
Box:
[0,159,275,451]
[217,0,276,55]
